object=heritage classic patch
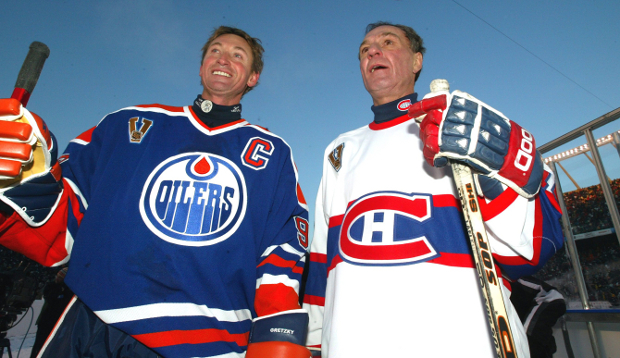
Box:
[140,153,247,246]
[328,143,345,172]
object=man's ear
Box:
[413,52,423,74]
[247,72,260,88]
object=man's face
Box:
[199,33,259,106]
[359,25,423,106]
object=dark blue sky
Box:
[2,0,619,226]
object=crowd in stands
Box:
[562,178,620,235]
[535,179,620,308]
[536,242,620,307]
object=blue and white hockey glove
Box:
[246,309,311,358]
[0,98,63,226]
[416,90,543,198]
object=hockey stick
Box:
[0,42,50,180]
[11,41,50,106]
[408,79,518,358]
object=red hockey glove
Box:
[0,98,62,226]
[246,309,311,358]
[411,90,543,198]
[0,98,58,179]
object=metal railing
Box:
[538,106,620,358]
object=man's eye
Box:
[385,40,393,45]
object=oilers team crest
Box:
[339,191,439,266]
[140,153,247,246]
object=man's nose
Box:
[217,53,231,65]
[367,44,381,57]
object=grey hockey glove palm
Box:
[416,90,543,198]
[0,98,62,226]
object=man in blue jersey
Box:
[0,26,311,358]
[303,21,564,357]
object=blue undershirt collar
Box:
[192,95,242,127]
[371,93,418,124]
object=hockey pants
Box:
[36,296,161,358]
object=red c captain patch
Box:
[241,137,274,170]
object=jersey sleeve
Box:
[479,163,564,279]
[303,140,337,355]
[254,144,309,318]
[0,125,98,267]
[303,178,328,355]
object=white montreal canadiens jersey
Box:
[303,113,535,358]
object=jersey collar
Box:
[192,95,242,128]
[369,93,418,130]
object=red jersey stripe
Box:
[479,187,519,221]
[328,214,344,229]
[303,294,326,307]
[75,127,95,143]
[432,194,460,209]
[255,284,301,317]
[134,328,249,348]
[368,114,412,131]
[427,252,475,268]
[258,255,303,274]
[310,253,327,264]
[135,104,185,113]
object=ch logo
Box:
[339,192,438,266]
[242,137,274,170]
[129,117,153,143]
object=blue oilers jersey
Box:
[303,99,563,358]
[2,103,309,358]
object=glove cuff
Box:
[247,309,310,358]
[248,309,308,346]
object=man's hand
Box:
[412,90,543,198]
[0,98,58,181]
[0,98,62,226]
[0,98,37,178]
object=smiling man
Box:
[0,26,311,358]
[303,22,564,357]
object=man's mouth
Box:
[213,70,231,77]
[370,65,387,73]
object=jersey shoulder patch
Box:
[328,143,344,172]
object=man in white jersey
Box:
[303,21,564,357]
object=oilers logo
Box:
[339,191,439,266]
[140,153,247,246]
